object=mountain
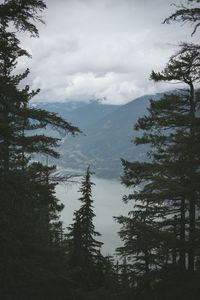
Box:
[32,101,85,119]
[58,93,165,179]
[34,100,118,130]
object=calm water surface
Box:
[56,177,132,256]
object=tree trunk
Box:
[179,196,186,271]
[188,83,196,272]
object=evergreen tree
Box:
[66,167,103,291]
[0,1,80,299]
[0,0,47,37]
[150,44,200,272]
[116,45,200,298]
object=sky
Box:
[18,0,198,105]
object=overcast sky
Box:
[18,0,198,104]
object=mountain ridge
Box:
[59,93,167,178]
[35,92,176,178]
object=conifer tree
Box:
[117,44,200,298]
[0,1,80,299]
[66,167,103,290]
[150,44,200,272]
[0,0,47,37]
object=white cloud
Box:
[17,0,198,104]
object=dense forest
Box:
[0,0,200,299]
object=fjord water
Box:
[56,177,132,255]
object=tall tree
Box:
[150,44,200,272]
[0,1,80,299]
[66,167,103,291]
[117,45,200,299]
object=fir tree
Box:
[0,1,80,299]
[116,45,200,299]
[150,44,200,272]
[66,167,103,291]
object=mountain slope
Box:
[35,100,118,131]
[59,93,165,178]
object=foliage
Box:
[66,167,103,291]
[0,1,79,299]
[116,44,200,298]
[164,0,200,35]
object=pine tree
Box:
[66,167,103,291]
[0,1,80,299]
[116,44,200,299]
[150,44,200,272]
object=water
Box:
[56,177,132,256]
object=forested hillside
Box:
[37,94,165,178]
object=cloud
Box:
[17,0,198,104]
